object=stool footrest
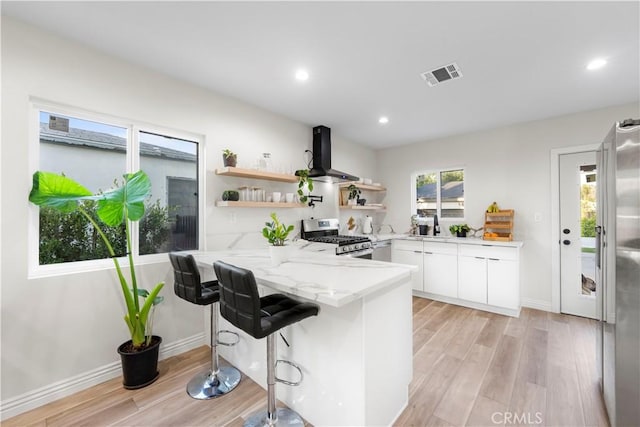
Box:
[275,359,303,386]
[217,329,240,346]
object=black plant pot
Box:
[456,231,467,238]
[117,335,162,389]
[223,155,237,167]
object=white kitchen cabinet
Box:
[457,244,520,311]
[392,240,424,291]
[423,242,458,298]
[487,258,519,309]
[458,255,487,303]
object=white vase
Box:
[269,245,290,266]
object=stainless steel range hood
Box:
[308,125,359,182]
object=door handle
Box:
[563,228,571,234]
[563,239,571,245]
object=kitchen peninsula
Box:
[192,249,415,427]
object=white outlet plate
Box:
[534,212,542,222]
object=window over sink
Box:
[412,168,465,219]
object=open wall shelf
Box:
[215,167,298,183]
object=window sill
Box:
[28,252,173,280]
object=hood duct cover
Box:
[308,125,359,182]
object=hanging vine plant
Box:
[295,169,314,203]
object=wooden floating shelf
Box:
[215,167,298,183]
[339,205,386,211]
[216,201,305,208]
[338,183,386,191]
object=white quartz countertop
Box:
[347,232,523,247]
[394,234,524,248]
[191,248,416,308]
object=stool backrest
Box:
[213,261,262,337]
[169,252,209,304]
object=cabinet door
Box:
[392,248,424,291]
[458,256,487,303]
[487,258,519,309]
[424,252,457,298]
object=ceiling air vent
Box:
[420,62,463,87]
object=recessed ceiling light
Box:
[378,116,389,125]
[295,69,309,81]
[587,58,607,70]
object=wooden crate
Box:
[483,209,514,241]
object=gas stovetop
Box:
[301,218,372,256]
[305,235,371,246]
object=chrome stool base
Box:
[186,366,241,400]
[244,408,304,427]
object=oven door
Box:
[341,249,373,259]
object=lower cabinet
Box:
[391,240,424,292]
[423,242,458,298]
[393,239,521,316]
[457,244,520,311]
[458,255,487,303]
[487,258,519,309]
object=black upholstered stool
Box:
[169,253,241,399]
[213,260,319,427]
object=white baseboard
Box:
[520,297,554,312]
[0,333,204,421]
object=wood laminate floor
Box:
[4,298,609,427]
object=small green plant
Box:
[29,170,164,349]
[449,224,471,234]
[347,184,361,200]
[222,149,237,167]
[262,212,294,246]
[295,169,314,203]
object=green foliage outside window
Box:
[581,216,596,238]
[39,200,171,264]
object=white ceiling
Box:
[3,1,639,148]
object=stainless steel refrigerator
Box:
[596,119,640,426]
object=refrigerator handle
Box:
[595,225,602,269]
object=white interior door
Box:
[559,151,597,318]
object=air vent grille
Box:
[421,62,463,87]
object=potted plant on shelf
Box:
[262,212,295,266]
[29,170,165,389]
[222,149,237,167]
[449,223,471,238]
[346,184,361,206]
[295,169,314,204]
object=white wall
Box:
[377,102,639,307]
[0,16,377,414]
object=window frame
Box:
[410,166,466,221]
[28,99,205,278]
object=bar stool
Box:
[213,260,319,427]
[169,253,241,399]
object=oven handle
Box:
[340,249,374,258]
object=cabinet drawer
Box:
[458,244,518,260]
[393,239,423,252]
[423,241,457,255]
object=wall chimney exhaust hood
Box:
[308,125,359,182]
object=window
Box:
[34,107,201,269]
[413,168,464,219]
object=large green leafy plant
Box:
[262,212,294,246]
[29,170,164,349]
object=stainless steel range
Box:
[301,218,372,258]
